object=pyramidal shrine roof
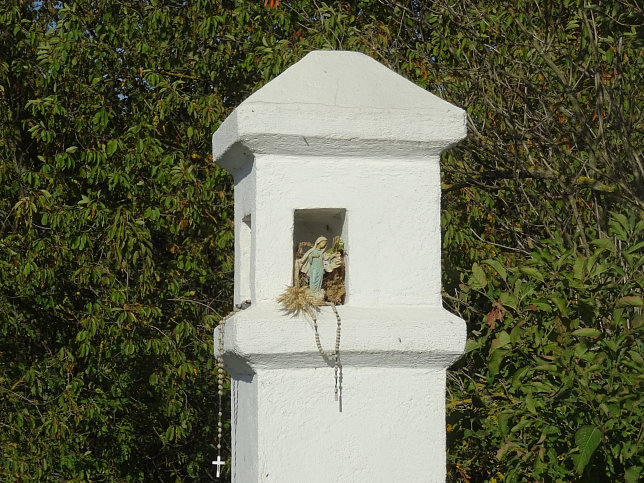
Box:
[245,50,455,111]
[213,50,466,170]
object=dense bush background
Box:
[1,0,641,480]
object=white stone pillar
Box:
[213,51,467,482]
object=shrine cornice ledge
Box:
[215,303,466,374]
[212,102,466,172]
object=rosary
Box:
[211,300,342,478]
[212,299,250,479]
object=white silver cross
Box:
[212,455,226,478]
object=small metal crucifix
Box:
[212,455,226,478]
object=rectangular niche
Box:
[238,214,252,302]
[293,209,347,305]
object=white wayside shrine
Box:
[212,51,467,482]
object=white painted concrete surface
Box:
[212,50,467,482]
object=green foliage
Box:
[0,0,238,479]
[446,213,643,481]
[435,1,643,480]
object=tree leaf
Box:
[488,348,509,378]
[571,328,601,337]
[590,237,615,252]
[625,466,642,483]
[483,258,507,281]
[465,338,481,353]
[489,330,511,355]
[616,296,643,307]
[106,139,118,156]
[519,266,545,282]
[471,262,487,289]
[573,425,601,473]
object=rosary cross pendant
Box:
[212,455,225,478]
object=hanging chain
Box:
[311,303,342,401]
[214,299,251,478]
